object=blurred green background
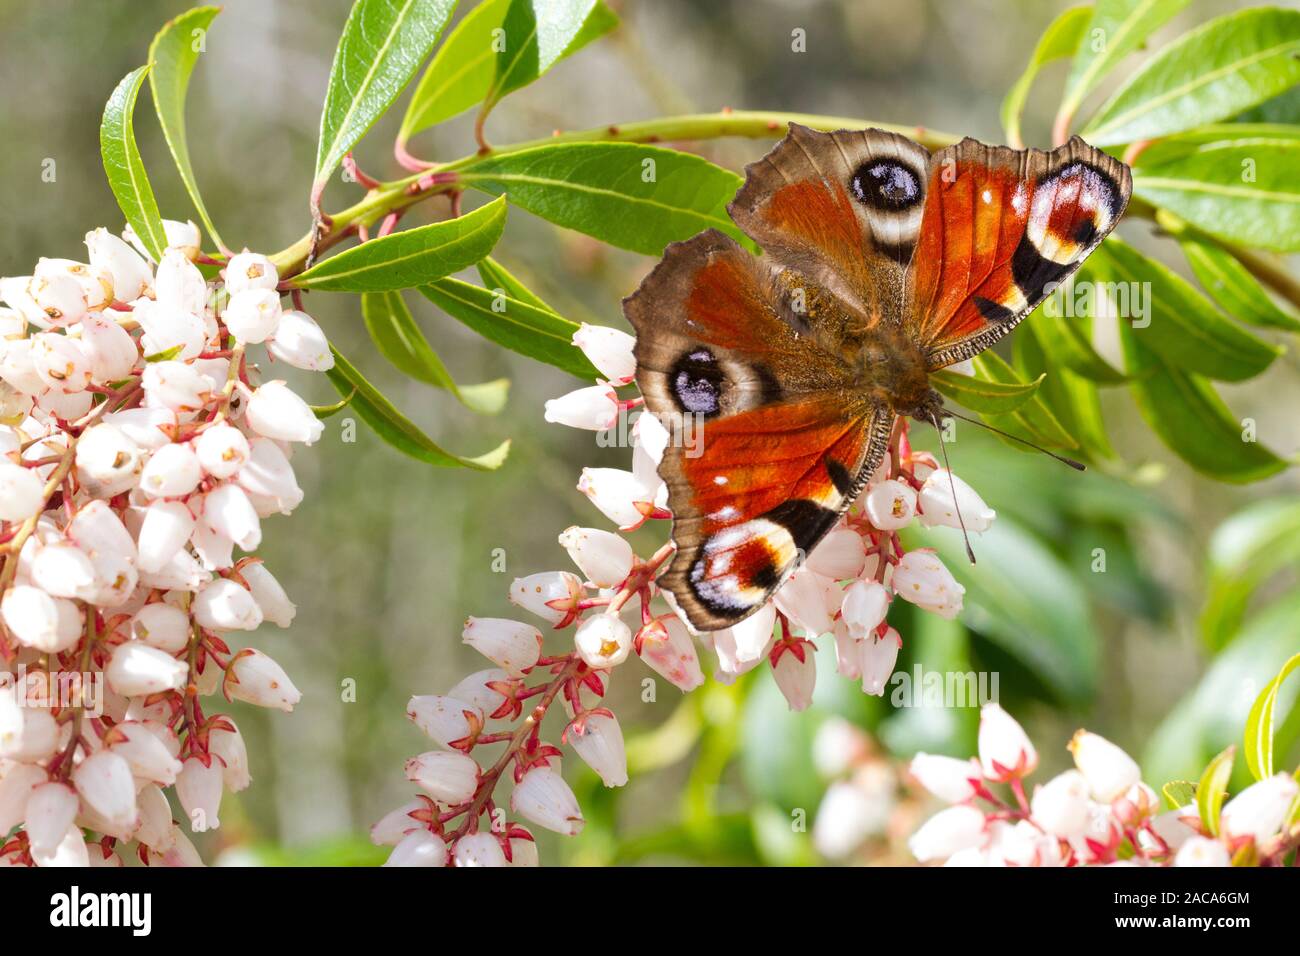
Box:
[1,0,1297,864]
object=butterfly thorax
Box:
[854,322,939,421]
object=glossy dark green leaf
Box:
[325,345,509,469]
[100,66,168,262]
[475,255,555,313]
[1130,122,1300,166]
[931,368,1044,414]
[1179,237,1300,332]
[482,0,619,115]
[912,517,1100,704]
[1132,138,1300,252]
[1117,320,1287,483]
[420,278,598,379]
[1059,0,1189,127]
[458,142,748,256]
[1084,7,1300,145]
[361,290,509,414]
[149,6,224,249]
[1244,652,1300,781]
[1094,238,1280,382]
[294,196,506,291]
[1200,499,1300,647]
[1001,4,1091,145]
[314,0,458,191]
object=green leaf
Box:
[1059,0,1190,126]
[294,196,506,292]
[1083,7,1300,146]
[100,66,168,263]
[1130,122,1300,165]
[482,0,619,116]
[148,6,224,249]
[143,343,184,363]
[475,255,555,312]
[1162,779,1197,810]
[931,368,1044,414]
[325,345,509,469]
[458,142,748,256]
[1031,285,1127,383]
[1015,315,1116,461]
[312,389,355,418]
[1201,499,1300,648]
[975,350,1079,451]
[1117,320,1287,483]
[1179,237,1300,333]
[1197,746,1235,838]
[911,517,1099,704]
[401,0,616,141]
[1132,139,1300,253]
[1244,653,1300,781]
[313,0,458,192]
[361,290,509,414]
[1092,238,1280,382]
[420,278,598,379]
[1001,5,1092,145]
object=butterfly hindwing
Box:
[909,135,1132,369]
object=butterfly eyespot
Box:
[850,159,922,210]
[670,347,724,416]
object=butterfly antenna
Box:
[928,411,977,565]
[941,407,1086,471]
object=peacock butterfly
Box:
[622,124,1132,632]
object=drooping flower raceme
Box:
[904,704,1299,867]
[0,222,330,867]
[379,322,995,866]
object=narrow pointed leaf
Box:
[459,142,747,256]
[1179,237,1300,332]
[149,5,224,248]
[314,0,458,191]
[1083,8,1300,146]
[100,66,168,262]
[325,346,509,469]
[1244,652,1300,781]
[930,369,1044,414]
[361,290,509,414]
[1001,4,1091,145]
[1197,746,1235,837]
[420,278,598,379]
[976,350,1078,451]
[476,255,555,313]
[294,196,506,292]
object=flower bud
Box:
[461,617,541,676]
[75,423,144,497]
[841,579,889,640]
[133,300,207,361]
[2,585,82,653]
[453,832,507,867]
[864,478,916,530]
[31,541,97,599]
[24,781,79,854]
[0,338,46,395]
[176,757,223,832]
[919,468,996,532]
[267,310,332,370]
[1068,730,1141,803]
[774,569,836,637]
[102,406,176,450]
[891,548,964,619]
[135,499,196,574]
[569,712,628,787]
[236,437,303,512]
[0,692,59,761]
[80,313,138,382]
[772,642,816,711]
[860,626,900,696]
[194,422,250,479]
[106,642,188,696]
[30,275,88,327]
[910,753,982,804]
[0,762,46,834]
[72,751,138,834]
[574,614,632,669]
[506,828,539,867]
[224,288,281,344]
[558,526,634,588]
[106,721,183,785]
[806,526,867,580]
[36,258,113,310]
[908,804,986,863]
[1030,769,1090,838]
[224,649,300,711]
[385,829,448,867]
[446,668,511,716]
[370,800,423,846]
[142,360,210,413]
[139,442,202,499]
[1174,835,1230,867]
[544,385,620,430]
[636,616,704,692]
[31,332,92,392]
[832,619,862,679]
[241,561,295,627]
[246,381,323,444]
[813,777,885,860]
[407,695,480,749]
[224,252,279,295]
[201,484,261,552]
[721,603,777,664]
[31,826,91,867]
[978,703,1037,782]
[193,577,262,631]
[576,467,659,530]
[405,750,479,804]
[1220,772,1299,845]
[129,602,191,654]
[210,721,250,792]
[510,765,584,836]
[510,571,584,627]
[134,784,175,851]
[139,546,211,592]
[0,461,44,521]
[85,227,152,301]
[572,323,636,385]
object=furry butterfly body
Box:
[624,125,1131,632]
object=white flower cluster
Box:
[0,220,331,867]
[907,703,1300,867]
[380,323,997,866]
